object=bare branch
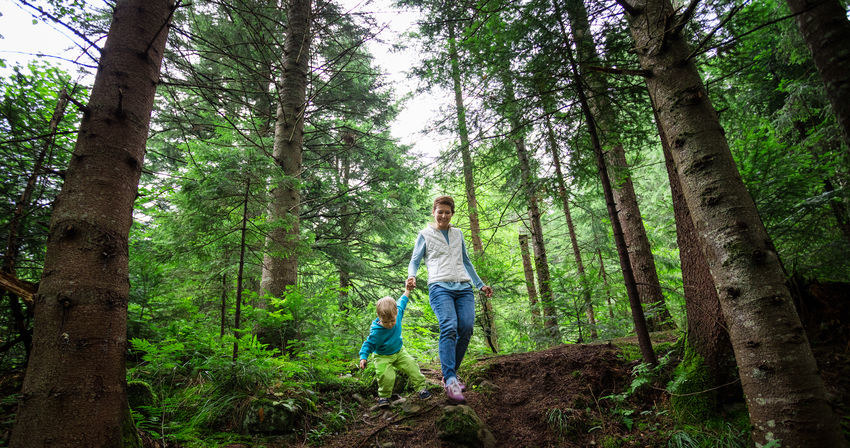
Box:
[613,0,641,16]
[16,0,102,61]
[587,65,652,77]
[672,0,700,36]
[685,2,747,62]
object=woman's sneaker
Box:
[444,378,466,403]
[418,389,432,400]
[441,376,467,392]
[376,397,390,407]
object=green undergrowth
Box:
[126,330,374,447]
[607,334,751,447]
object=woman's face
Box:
[433,203,453,230]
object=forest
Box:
[0,0,849,447]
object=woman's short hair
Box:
[376,296,397,321]
[433,195,455,213]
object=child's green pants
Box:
[373,347,428,398]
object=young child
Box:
[359,285,432,406]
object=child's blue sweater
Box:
[359,294,409,359]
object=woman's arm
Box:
[407,234,426,287]
[461,238,494,297]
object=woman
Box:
[406,196,493,403]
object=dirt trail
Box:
[325,342,658,448]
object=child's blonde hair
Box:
[376,296,397,322]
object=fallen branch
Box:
[0,271,37,304]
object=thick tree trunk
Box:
[564,30,656,365]
[519,233,541,327]
[656,104,737,398]
[258,0,312,349]
[448,23,498,352]
[10,1,173,446]
[260,0,312,298]
[559,0,672,331]
[545,116,597,339]
[786,0,850,150]
[626,0,846,444]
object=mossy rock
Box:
[669,345,716,424]
[436,405,496,448]
[127,380,155,412]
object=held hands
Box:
[406,277,416,290]
[359,359,367,369]
[481,285,494,298]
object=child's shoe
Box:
[418,389,432,400]
[444,378,466,403]
[376,397,390,407]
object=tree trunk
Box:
[625,0,845,444]
[559,0,672,331]
[220,272,227,338]
[545,116,597,339]
[598,248,615,319]
[260,0,313,298]
[448,23,498,352]
[233,182,250,361]
[519,233,541,327]
[786,0,850,151]
[563,28,656,365]
[337,133,354,312]
[824,178,850,245]
[10,1,173,445]
[258,0,312,347]
[607,145,673,330]
[526,204,559,343]
[656,102,737,399]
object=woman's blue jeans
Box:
[428,284,475,382]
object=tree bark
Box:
[563,27,656,365]
[559,0,672,331]
[10,1,173,445]
[448,23,498,352]
[626,0,846,444]
[786,0,850,151]
[519,233,541,327]
[260,0,313,298]
[258,0,312,349]
[656,102,737,398]
[545,116,597,339]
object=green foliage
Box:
[667,421,750,448]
